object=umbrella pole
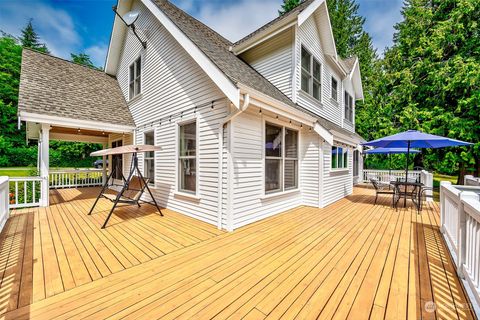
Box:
[404,141,411,207]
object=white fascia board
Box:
[19,111,135,133]
[238,83,317,126]
[141,0,240,108]
[233,17,298,55]
[330,129,361,146]
[299,0,337,57]
[351,59,364,100]
[105,0,132,75]
[314,122,333,145]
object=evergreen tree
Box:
[279,0,301,16]
[71,53,98,69]
[19,19,49,53]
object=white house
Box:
[18,0,364,231]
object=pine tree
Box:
[19,19,49,53]
[279,0,301,16]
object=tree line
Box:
[280,0,479,182]
[0,20,102,169]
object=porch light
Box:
[113,6,147,49]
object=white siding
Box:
[241,28,294,99]
[301,130,321,207]
[321,143,354,207]
[295,13,356,133]
[116,0,229,226]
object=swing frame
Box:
[88,149,163,229]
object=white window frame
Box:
[143,129,156,186]
[300,45,322,102]
[344,91,354,122]
[175,117,200,199]
[129,55,142,101]
[331,77,338,102]
[263,117,300,196]
[331,145,349,171]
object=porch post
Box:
[39,123,51,207]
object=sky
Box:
[0,0,404,68]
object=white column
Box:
[39,124,50,207]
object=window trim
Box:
[300,45,322,102]
[344,91,354,123]
[175,117,199,197]
[143,129,156,186]
[331,145,349,171]
[128,55,142,101]
[262,117,300,196]
[331,77,338,102]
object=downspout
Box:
[217,93,250,230]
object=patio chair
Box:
[370,178,395,207]
[418,186,434,212]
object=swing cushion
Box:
[103,176,150,203]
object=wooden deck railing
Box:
[49,169,103,189]
[8,177,42,209]
[465,175,480,186]
[0,176,9,232]
[362,169,422,184]
[440,181,480,308]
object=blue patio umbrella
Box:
[364,147,420,179]
[363,130,472,206]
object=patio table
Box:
[390,180,424,210]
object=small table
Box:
[390,180,424,210]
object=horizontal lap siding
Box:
[231,110,305,229]
[241,28,293,99]
[301,131,320,207]
[322,143,354,207]
[116,0,228,226]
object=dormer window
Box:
[129,56,141,100]
[344,91,354,122]
[301,46,321,101]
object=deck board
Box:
[0,186,476,319]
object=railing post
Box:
[39,124,51,207]
[457,191,478,279]
[440,181,451,234]
[421,170,434,202]
[0,176,9,232]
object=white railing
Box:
[49,169,103,189]
[363,169,422,184]
[0,176,9,232]
[440,181,480,311]
[465,175,480,186]
[8,177,42,209]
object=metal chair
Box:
[418,186,434,212]
[370,178,395,207]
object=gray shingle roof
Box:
[19,48,135,127]
[154,0,362,142]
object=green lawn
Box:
[432,173,458,201]
[0,167,92,177]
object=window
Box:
[301,46,321,100]
[178,121,196,193]
[111,139,123,180]
[144,131,155,184]
[129,56,141,100]
[331,146,348,169]
[331,77,338,101]
[265,123,298,193]
[344,91,354,122]
[353,150,359,177]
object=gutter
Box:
[217,93,250,230]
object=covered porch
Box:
[0,186,475,319]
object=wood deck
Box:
[0,187,476,319]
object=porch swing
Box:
[88,145,163,228]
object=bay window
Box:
[178,121,196,193]
[265,123,298,193]
[331,146,349,170]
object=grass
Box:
[432,173,458,201]
[0,167,93,177]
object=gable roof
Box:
[19,49,135,128]
[150,0,297,109]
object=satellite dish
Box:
[122,10,139,27]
